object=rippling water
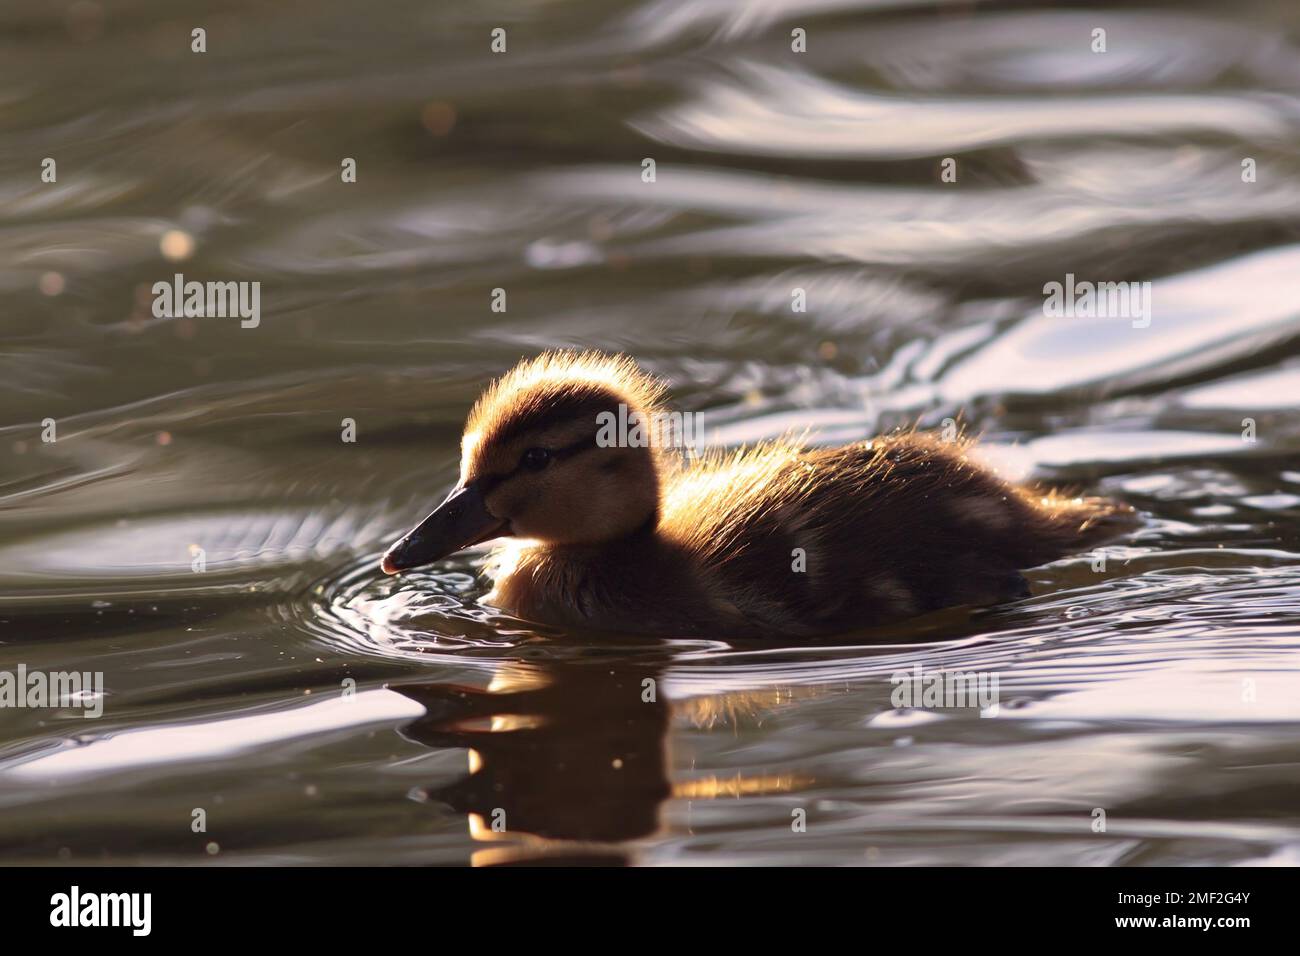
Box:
[2,0,1299,866]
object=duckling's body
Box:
[382,352,1135,638]
[486,435,1131,637]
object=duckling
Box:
[381,351,1135,638]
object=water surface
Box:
[2,0,1300,865]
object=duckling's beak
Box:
[380,482,508,575]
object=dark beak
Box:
[380,482,508,575]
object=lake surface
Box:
[2,0,1299,865]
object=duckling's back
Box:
[659,433,1135,637]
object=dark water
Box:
[2,0,1300,865]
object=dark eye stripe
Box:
[547,434,597,462]
[477,434,595,493]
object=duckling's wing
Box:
[660,440,879,634]
[661,435,1135,635]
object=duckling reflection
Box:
[396,657,668,864]
[393,655,818,866]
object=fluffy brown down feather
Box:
[458,352,1137,637]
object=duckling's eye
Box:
[521,447,552,471]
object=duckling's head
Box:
[381,351,667,574]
